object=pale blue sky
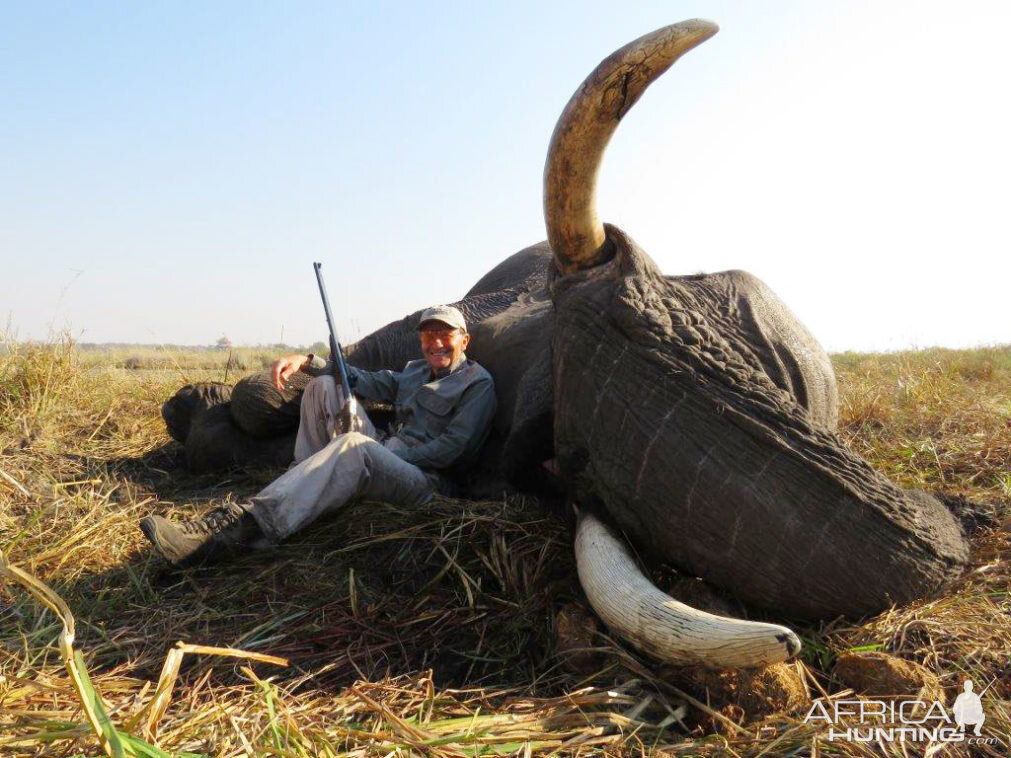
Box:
[2,1,1008,352]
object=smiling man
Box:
[140,305,497,566]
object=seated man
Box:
[140,305,496,566]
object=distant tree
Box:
[216,336,232,350]
[309,341,328,356]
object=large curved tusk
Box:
[544,19,718,274]
[575,510,801,668]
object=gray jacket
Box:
[305,355,496,472]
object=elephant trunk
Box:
[543,20,718,275]
[574,510,801,668]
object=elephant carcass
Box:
[162,19,969,668]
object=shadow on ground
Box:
[39,474,581,697]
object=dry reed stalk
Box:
[0,467,30,497]
[142,643,289,740]
[0,547,124,757]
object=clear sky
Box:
[2,1,1008,352]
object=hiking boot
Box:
[139,503,262,566]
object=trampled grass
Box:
[1,337,1009,756]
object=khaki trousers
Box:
[246,375,434,542]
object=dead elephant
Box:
[163,20,969,668]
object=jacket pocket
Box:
[415,389,455,417]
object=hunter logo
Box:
[802,677,1000,746]
[952,679,986,735]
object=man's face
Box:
[419,322,471,372]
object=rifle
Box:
[978,676,997,698]
[313,262,360,434]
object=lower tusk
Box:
[575,510,801,668]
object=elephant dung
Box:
[667,662,809,730]
[834,651,944,705]
[554,602,603,673]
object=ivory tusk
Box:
[575,510,801,668]
[544,19,718,273]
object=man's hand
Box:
[271,353,310,392]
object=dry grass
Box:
[834,347,1011,501]
[2,336,1009,756]
[73,345,304,375]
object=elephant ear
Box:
[230,371,309,438]
[464,242,554,297]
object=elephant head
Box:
[543,19,968,663]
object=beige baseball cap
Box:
[416,305,468,333]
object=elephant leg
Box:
[231,370,309,438]
[162,382,233,443]
[186,403,295,473]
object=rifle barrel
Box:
[313,262,353,401]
